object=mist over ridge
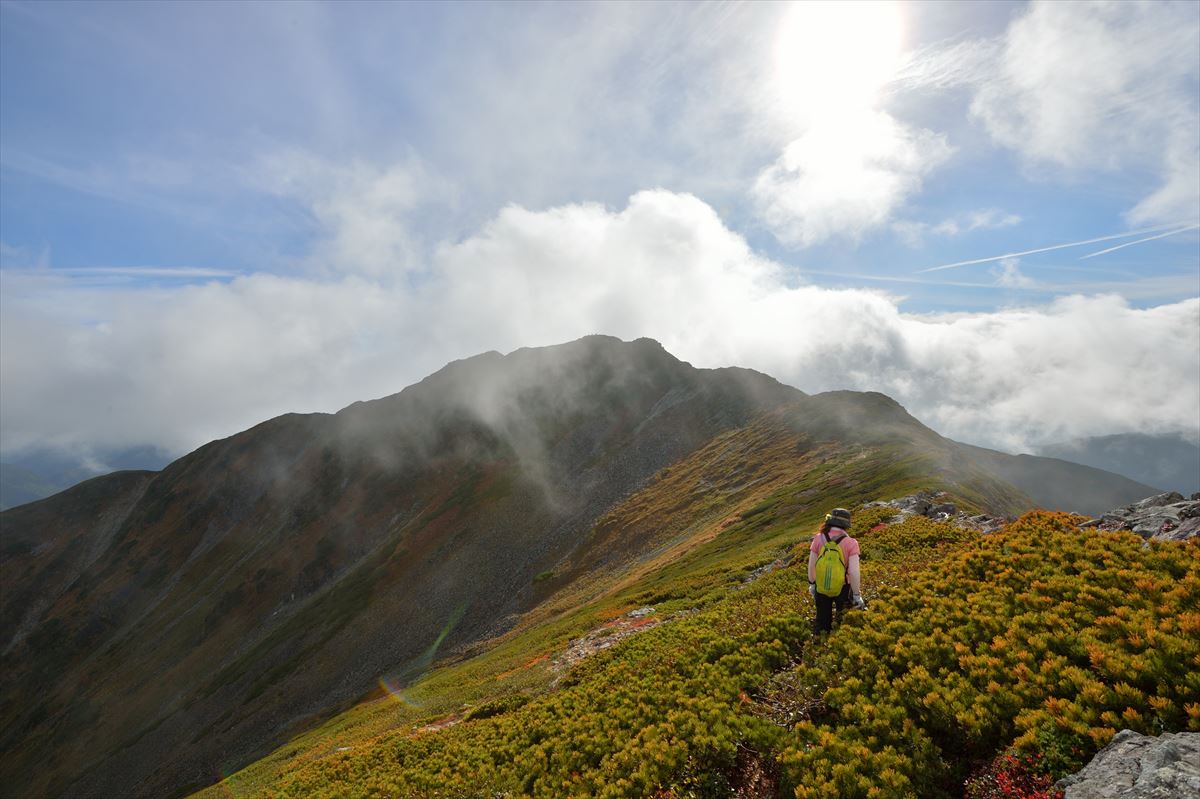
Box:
[5,328,1194,510]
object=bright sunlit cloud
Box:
[774,0,903,118]
[755,1,946,248]
[753,108,950,247]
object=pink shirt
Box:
[810,527,860,560]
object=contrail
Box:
[1079,224,1199,259]
[917,223,1185,273]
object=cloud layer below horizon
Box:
[3,189,1197,460]
[1,0,1197,465]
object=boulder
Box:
[1131,514,1180,538]
[863,493,1007,534]
[895,493,933,516]
[1129,492,1185,513]
[1082,494,1200,541]
[1056,729,1200,799]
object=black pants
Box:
[814,584,851,633]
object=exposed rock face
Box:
[861,491,1009,533]
[1081,491,1200,540]
[1056,729,1200,799]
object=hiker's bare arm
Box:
[847,554,862,595]
[807,551,818,583]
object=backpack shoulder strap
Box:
[831,533,848,563]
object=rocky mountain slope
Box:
[0,336,1167,799]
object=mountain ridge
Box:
[0,336,1166,799]
[1,336,799,798]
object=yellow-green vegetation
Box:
[200,425,923,798]
[777,512,1200,798]
[203,511,1199,798]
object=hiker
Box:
[808,507,866,632]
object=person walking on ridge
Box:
[808,507,866,633]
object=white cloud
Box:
[894,36,1001,93]
[753,110,952,247]
[252,150,452,279]
[749,2,959,247]
[938,209,1022,237]
[992,257,1035,289]
[893,208,1021,247]
[1128,128,1200,226]
[3,188,1196,460]
[0,241,50,270]
[969,0,1200,226]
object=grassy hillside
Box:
[201,511,1199,798]
[192,422,1031,798]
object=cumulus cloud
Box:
[753,111,952,247]
[3,187,1196,460]
[970,0,1200,226]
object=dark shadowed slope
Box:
[1,470,158,656]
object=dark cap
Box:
[826,507,852,529]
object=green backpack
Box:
[815,532,848,597]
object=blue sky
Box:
[1,0,1198,462]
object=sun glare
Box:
[775,0,904,117]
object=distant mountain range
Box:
[1036,433,1199,496]
[0,446,172,511]
[0,336,1161,799]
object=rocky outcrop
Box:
[1056,729,1200,798]
[1080,491,1200,541]
[552,607,664,673]
[861,491,1009,534]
